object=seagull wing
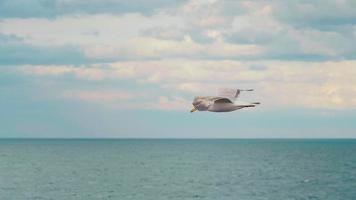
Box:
[217,88,253,102]
[217,88,241,101]
[212,97,233,104]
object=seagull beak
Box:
[190,107,197,113]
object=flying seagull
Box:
[190,88,260,113]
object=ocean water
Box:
[0,139,356,200]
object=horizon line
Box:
[1,137,356,140]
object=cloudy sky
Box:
[1,0,355,138]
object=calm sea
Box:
[0,139,355,200]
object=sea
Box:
[0,139,355,200]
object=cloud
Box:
[1,0,356,138]
[163,82,207,93]
[60,88,191,111]
[146,96,191,111]
[0,44,91,66]
[223,2,356,60]
[15,59,356,110]
[18,65,116,80]
[0,15,261,60]
[1,1,355,62]
[0,0,188,18]
[0,14,182,46]
[272,0,356,28]
[1,0,356,111]
[61,90,134,103]
[0,34,95,65]
[83,36,262,60]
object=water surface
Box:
[0,139,355,200]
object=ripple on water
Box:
[0,139,356,200]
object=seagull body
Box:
[190,89,260,113]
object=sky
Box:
[0,0,355,138]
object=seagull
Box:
[190,88,260,113]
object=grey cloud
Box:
[1,0,355,62]
[272,0,356,28]
[140,26,185,40]
[0,34,24,43]
[0,34,107,65]
[0,45,86,65]
[0,0,188,18]
[248,65,268,71]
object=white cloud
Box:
[83,36,262,59]
[3,0,356,111]
[146,96,191,111]
[16,59,356,110]
[18,65,113,80]
[1,0,355,60]
[62,90,134,103]
[0,13,262,60]
[0,13,183,47]
[60,89,191,111]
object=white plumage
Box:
[190,88,260,113]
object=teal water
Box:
[0,139,356,200]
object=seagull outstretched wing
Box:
[213,97,233,104]
[217,88,253,102]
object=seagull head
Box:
[190,97,211,113]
